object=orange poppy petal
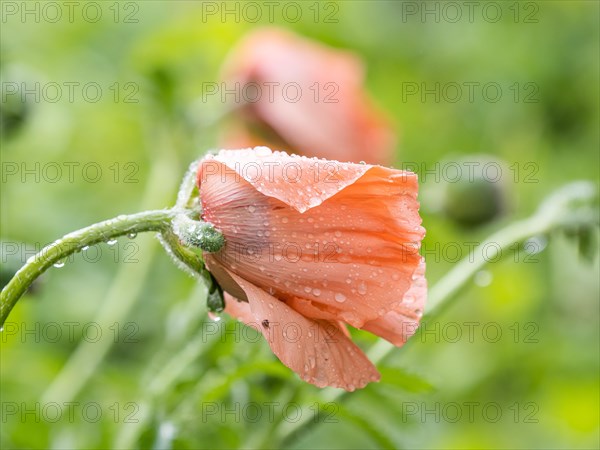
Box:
[198,147,370,213]
[221,267,380,391]
[361,258,427,346]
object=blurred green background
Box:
[1,1,598,449]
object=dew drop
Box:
[53,259,66,268]
[474,270,493,287]
[308,197,321,207]
[334,292,347,303]
[208,312,221,322]
[312,288,321,297]
[281,217,289,223]
[248,205,256,213]
[107,239,118,246]
[304,286,312,294]
[334,230,342,238]
[357,282,367,295]
[127,232,137,239]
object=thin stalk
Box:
[0,209,176,327]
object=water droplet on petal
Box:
[248,205,256,213]
[357,283,367,295]
[308,197,321,207]
[313,288,321,297]
[334,231,342,238]
[334,293,347,303]
[304,286,312,294]
[281,217,289,224]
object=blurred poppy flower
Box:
[198,147,425,391]
[218,27,396,165]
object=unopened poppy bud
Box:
[441,156,509,227]
[172,214,225,253]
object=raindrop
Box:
[208,312,221,322]
[313,288,321,297]
[53,259,66,268]
[334,292,347,303]
[474,270,493,287]
[107,239,118,246]
[308,197,321,207]
[524,236,547,255]
[357,283,367,295]
[304,286,312,294]
[127,232,137,239]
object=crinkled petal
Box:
[198,147,370,213]
[219,267,380,391]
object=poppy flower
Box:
[198,147,425,391]
[218,27,396,165]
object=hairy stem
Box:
[0,209,177,327]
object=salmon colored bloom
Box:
[219,27,396,165]
[198,147,425,391]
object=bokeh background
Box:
[1,1,598,449]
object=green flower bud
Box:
[172,214,225,253]
[439,156,509,228]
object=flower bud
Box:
[439,156,509,227]
[172,214,225,253]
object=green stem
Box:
[0,209,177,327]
